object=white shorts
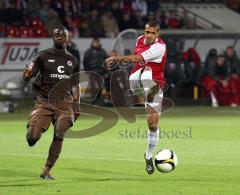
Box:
[129,68,163,114]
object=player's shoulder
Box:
[156,38,166,47]
[40,48,55,57]
[151,39,166,50]
[31,49,46,61]
[65,50,79,64]
[137,35,145,41]
[136,35,145,44]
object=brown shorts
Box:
[27,96,74,132]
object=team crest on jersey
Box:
[67,61,72,66]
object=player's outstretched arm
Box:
[106,54,143,63]
[22,64,33,81]
[104,54,143,70]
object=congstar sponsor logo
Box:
[50,74,70,79]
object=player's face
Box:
[144,26,160,45]
[53,28,69,48]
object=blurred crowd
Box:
[1,0,239,107]
[0,0,196,38]
[226,0,240,13]
[72,37,240,107]
[164,41,240,107]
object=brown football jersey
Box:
[29,47,80,100]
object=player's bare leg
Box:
[40,135,63,180]
[40,116,71,180]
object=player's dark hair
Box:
[53,25,68,32]
[145,21,160,31]
[51,25,69,38]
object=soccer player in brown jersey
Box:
[23,26,80,180]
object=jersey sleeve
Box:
[28,53,43,77]
[140,43,166,63]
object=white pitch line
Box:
[1,153,239,167]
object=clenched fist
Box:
[23,64,32,81]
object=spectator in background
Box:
[27,0,42,17]
[80,0,91,13]
[119,12,135,31]
[202,55,239,107]
[102,11,119,38]
[111,1,122,24]
[79,20,91,37]
[132,0,148,17]
[67,31,80,62]
[165,60,181,98]
[203,55,225,107]
[167,10,181,29]
[179,9,194,29]
[155,9,168,29]
[38,0,50,22]
[227,0,240,13]
[182,48,202,85]
[120,0,133,13]
[130,10,146,29]
[205,48,218,71]
[147,0,159,14]
[49,0,65,23]
[147,11,155,22]
[44,9,62,36]
[83,38,107,104]
[224,46,240,105]
[87,9,105,37]
[96,1,108,17]
[2,0,23,26]
[63,16,81,38]
[170,47,203,98]
[63,0,76,18]
[224,46,240,76]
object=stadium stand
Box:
[0,0,239,107]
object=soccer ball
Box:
[154,149,178,173]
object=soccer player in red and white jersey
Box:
[105,21,167,174]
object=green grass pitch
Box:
[0,106,240,195]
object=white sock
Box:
[210,91,218,106]
[146,129,159,159]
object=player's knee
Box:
[27,138,37,147]
[26,134,38,147]
[26,126,41,147]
